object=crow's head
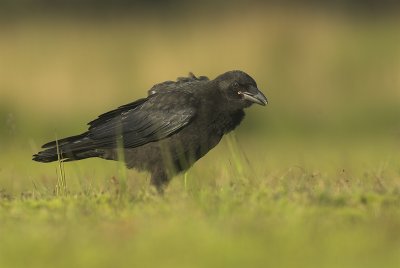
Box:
[216,70,268,109]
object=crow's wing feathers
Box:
[88,98,147,128]
[87,90,198,148]
[148,73,209,96]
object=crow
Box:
[33,70,267,191]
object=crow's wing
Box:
[148,73,209,96]
[87,90,198,148]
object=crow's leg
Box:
[150,169,170,193]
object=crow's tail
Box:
[33,132,102,163]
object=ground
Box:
[1,135,400,268]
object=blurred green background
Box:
[1,1,399,142]
[1,1,400,268]
[1,0,400,183]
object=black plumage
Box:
[33,70,268,191]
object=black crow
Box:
[33,70,267,191]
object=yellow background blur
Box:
[1,2,400,268]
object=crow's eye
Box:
[232,82,239,89]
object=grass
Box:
[55,137,68,197]
[1,136,400,268]
[1,6,400,268]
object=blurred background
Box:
[1,2,400,268]
[0,0,400,193]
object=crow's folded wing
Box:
[87,90,198,148]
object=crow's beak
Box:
[240,86,268,106]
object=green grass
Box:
[1,7,400,268]
[1,136,400,268]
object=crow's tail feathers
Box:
[32,133,102,163]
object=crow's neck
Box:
[217,109,245,134]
